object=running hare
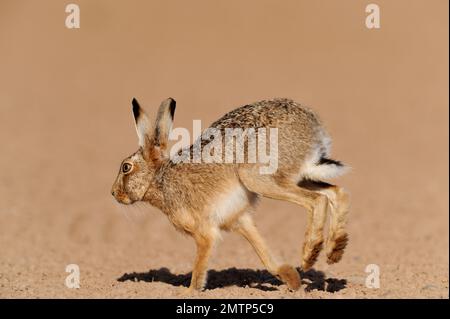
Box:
[111,97,349,293]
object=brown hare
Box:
[111,97,349,294]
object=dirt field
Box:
[0,0,448,298]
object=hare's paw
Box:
[277,264,301,291]
[301,239,324,270]
[179,286,198,297]
[326,232,348,264]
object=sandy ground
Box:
[0,0,448,298]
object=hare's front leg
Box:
[185,231,216,293]
[236,214,301,290]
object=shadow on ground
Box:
[118,267,347,292]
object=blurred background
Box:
[0,0,448,298]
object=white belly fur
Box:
[210,186,251,227]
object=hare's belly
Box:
[210,185,256,227]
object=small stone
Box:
[421,284,438,291]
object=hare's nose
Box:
[111,190,116,197]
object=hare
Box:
[111,97,350,293]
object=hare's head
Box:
[111,97,176,205]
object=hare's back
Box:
[209,98,323,158]
[211,98,347,182]
[210,98,321,133]
[201,98,327,171]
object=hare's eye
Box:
[122,162,133,174]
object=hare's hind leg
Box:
[320,186,349,264]
[299,180,349,264]
[238,169,328,271]
[235,213,301,290]
[325,187,349,264]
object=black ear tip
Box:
[132,98,140,119]
[167,97,176,119]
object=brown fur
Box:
[277,264,301,290]
[111,97,350,293]
[327,233,349,264]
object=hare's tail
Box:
[301,132,350,181]
[304,156,349,181]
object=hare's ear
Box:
[154,97,176,156]
[132,98,153,148]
